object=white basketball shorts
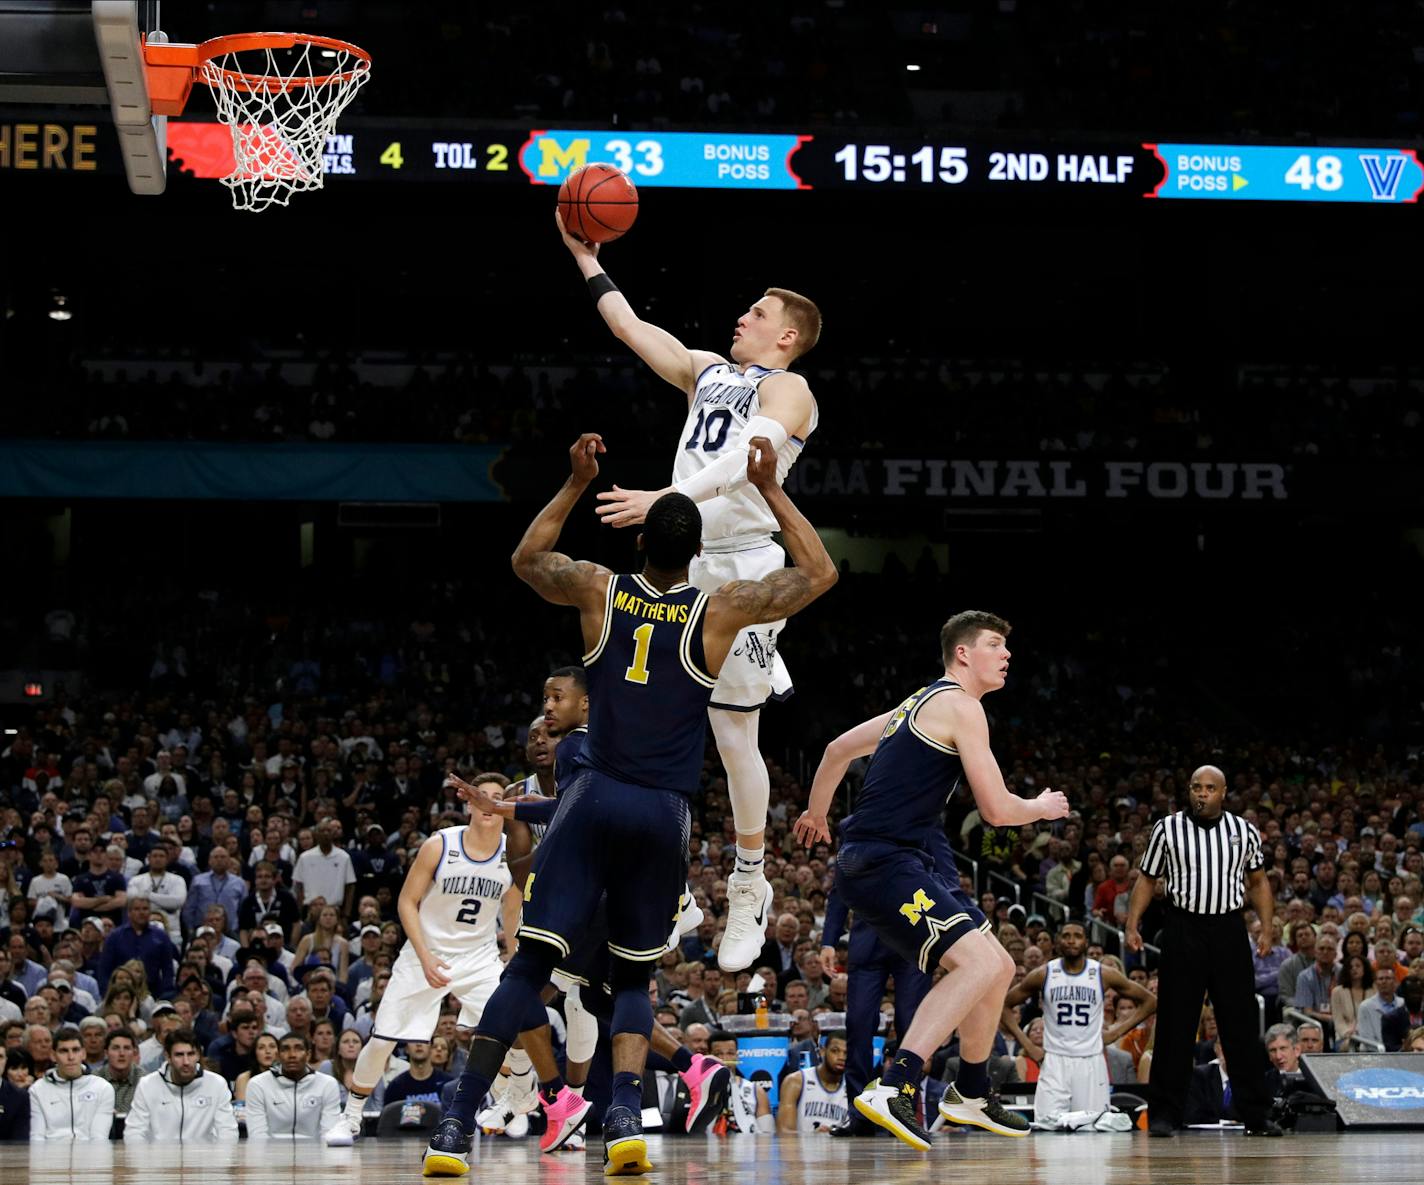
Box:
[688,540,793,710]
[370,944,503,1041]
[1034,1051,1110,1123]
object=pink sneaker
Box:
[681,1053,731,1134]
[538,1086,592,1154]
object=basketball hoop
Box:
[144,32,371,212]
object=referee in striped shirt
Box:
[1126,765,1281,1137]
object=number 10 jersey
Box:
[673,362,817,545]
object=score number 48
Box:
[1284,153,1343,192]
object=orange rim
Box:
[145,31,371,93]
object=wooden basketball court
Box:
[16,1130,1424,1185]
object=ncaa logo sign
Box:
[1337,1069,1424,1110]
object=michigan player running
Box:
[794,611,1069,1150]
[422,433,835,1177]
[324,773,524,1146]
[558,215,820,973]
[1000,921,1157,1126]
[777,1034,850,1134]
[464,668,598,1150]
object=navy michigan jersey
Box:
[580,573,716,794]
[840,680,966,848]
[553,724,588,791]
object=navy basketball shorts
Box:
[554,894,611,988]
[835,840,990,973]
[520,767,691,965]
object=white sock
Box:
[734,843,765,878]
[344,1089,369,1124]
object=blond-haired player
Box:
[557,213,822,972]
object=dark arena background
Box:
[2,3,1423,1184]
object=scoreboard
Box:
[7,117,1422,205]
[328,128,1424,204]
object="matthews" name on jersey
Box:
[613,589,692,623]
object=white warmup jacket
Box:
[29,1069,115,1141]
[242,1066,341,1139]
[124,1065,238,1141]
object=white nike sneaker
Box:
[665,885,704,953]
[505,1111,530,1139]
[324,1118,359,1147]
[561,1129,585,1152]
[477,1104,514,1135]
[506,1072,540,1117]
[718,871,773,972]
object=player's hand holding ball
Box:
[1036,787,1070,820]
[569,432,605,483]
[555,209,599,259]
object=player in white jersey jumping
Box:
[324,772,525,1146]
[999,922,1157,1124]
[777,1034,849,1133]
[558,212,822,972]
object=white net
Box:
[201,37,371,213]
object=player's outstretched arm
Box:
[925,692,1069,827]
[793,710,895,846]
[556,212,721,396]
[512,433,616,615]
[596,372,817,528]
[706,437,836,634]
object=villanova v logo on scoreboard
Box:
[1360,155,1407,200]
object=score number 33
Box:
[604,139,665,177]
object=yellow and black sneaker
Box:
[852,1078,931,1151]
[602,1105,654,1176]
[937,1084,1030,1137]
[423,1117,474,1176]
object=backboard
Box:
[0,1,167,193]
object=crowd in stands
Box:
[2,562,1422,1140]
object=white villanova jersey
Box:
[673,362,818,544]
[418,826,511,958]
[795,1067,849,1132]
[1040,957,1105,1057]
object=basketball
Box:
[558,162,639,244]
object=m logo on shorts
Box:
[898,888,937,926]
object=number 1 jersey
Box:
[673,362,817,544]
[580,573,717,795]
